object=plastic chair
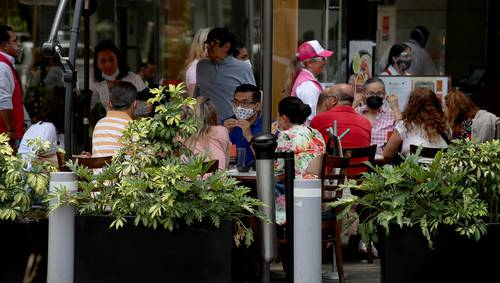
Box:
[320,154,350,283]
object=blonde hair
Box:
[283,58,304,96]
[185,96,218,151]
[181,28,211,81]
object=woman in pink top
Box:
[283,40,333,123]
[181,28,211,97]
[185,96,230,169]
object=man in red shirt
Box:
[0,26,24,146]
[310,84,371,150]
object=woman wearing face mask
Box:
[354,78,402,155]
[90,40,148,117]
[379,43,412,76]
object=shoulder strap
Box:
[440,131,451,145]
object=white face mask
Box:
[243,59,252,68]
[102,68,119,81]
[234,106,254,120]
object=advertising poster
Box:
[377,76,449,111]
[348,40,375,95]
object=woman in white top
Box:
[18,95,64,168]
[181,28,210,97]
[379,43,412,76]
[284,40,333,123]
[384,87,449,159]
[90,40,148,116]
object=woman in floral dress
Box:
[275,96,326,224]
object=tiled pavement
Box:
[270,259,381,283]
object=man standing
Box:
[92,81,137,157]
[376,26,438,75]
[223,84,262,168]
[195,28,255,123]
[0,26,24,146]
[310,84,371,149]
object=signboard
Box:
[377,76,450,112]
[348,40,375,95]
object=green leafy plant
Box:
[331,140,500,248]
[0,135,57,220]
[51,83,267,247]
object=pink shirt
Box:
[190,126,231,169]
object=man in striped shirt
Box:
[92,81,137,157]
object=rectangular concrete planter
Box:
[0,219,48,283]
[380,223,500,283]
[74,215,233,283]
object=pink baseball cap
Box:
[297,40,333,62]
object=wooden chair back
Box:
[72,155,113,169]
[319,154,350,283]
[409,144,447,159]
[342,144,377,180]
[204,160,219,174]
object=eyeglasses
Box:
[366,91,385,97]
[232,99,257,108]
[204,39,224,47]
[308,57,327,63]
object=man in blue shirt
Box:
[224,84,262,168]
[195,28,255,123]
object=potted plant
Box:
[332,139,500,283]
[50,84,267,283]
[0,135,57,283]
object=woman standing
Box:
[182,28,210,97]
[284,40,332,122]
[383,87,449,159]
[445,90,499,142]
[379,43,412,76]
[90,40,147,116]
[185,96,231,170]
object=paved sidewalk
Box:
[270,259,381,283]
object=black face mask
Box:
[398,59,412,71]
[366,96,384,109]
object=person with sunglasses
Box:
[284,40,333,124]
[0,26,25,147]
[195,28,255,124]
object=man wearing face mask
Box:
[223,84,262,168]
[379,43,412,76]
[0,26,25,146]
[234,43,252,68]
[354,78,402,155]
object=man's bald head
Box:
[328,83,354,106]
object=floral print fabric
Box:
[275,124,326,178]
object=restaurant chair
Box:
[409,144,447,159]
[204,160,219,174]
[72,155,113,169]
[342,144,377,263]
[320,154,350,283]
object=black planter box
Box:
[74,215,233,283]
[380,223,500,283]
[0,219,48,283]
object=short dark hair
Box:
[207,28,237,56]
[410,26,430,47]
[234,84,261,102]
[0,26,13,45]
[109,81,137,110]
[364,77,386,90]
[93,40,130,82]
[278,96,311,125]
